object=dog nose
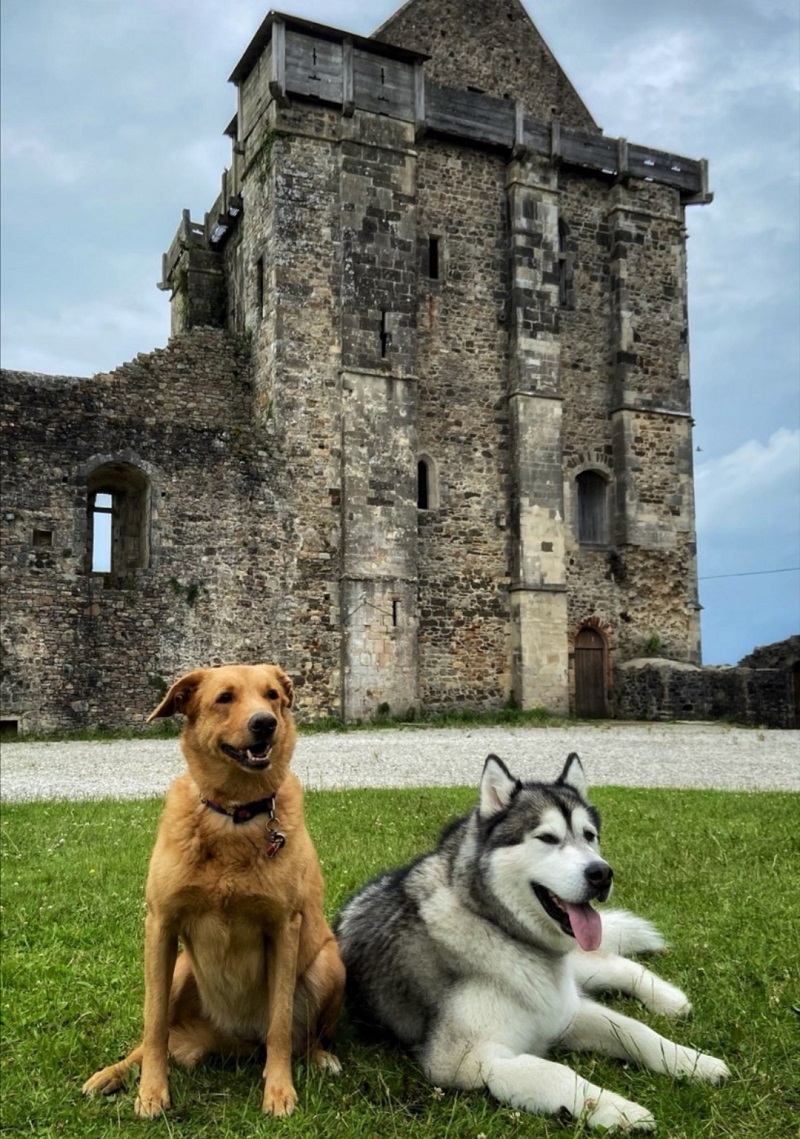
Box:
[248,712,277,739]
[585,861,613,892]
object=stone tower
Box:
[0,0,711,734]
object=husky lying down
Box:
[335,754,729,1132]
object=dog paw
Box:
[650,981,693,1018]
[134,1086,171,1118]
[263,1082,298,1117]
[690,1053,730,1084]
[82,1066,125,1097]
[313,1048,342,1075]
[585,1092,656,1132]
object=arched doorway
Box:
[574,627,607,718]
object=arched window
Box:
[576,470,609,546]
[417,454,439,511]
[87,462,150,577]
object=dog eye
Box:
[266,688,279,700]
[216,691,234,704]
[584,830,597,843]
[537,834,559,845]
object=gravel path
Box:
[1,722,798,801]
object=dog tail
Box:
[599,909,667,956]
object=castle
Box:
[1,0,717,734]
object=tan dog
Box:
[82,663,344,1118]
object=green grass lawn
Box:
[1,786,798,1138]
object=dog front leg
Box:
[425,1043,656,1132]
[263,911,302,1117]
[560,998,730,1083]
[572,952,692,1017]
[135,911,178,1119]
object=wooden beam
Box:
[513,100,529,158]
[414,61,426,139]
[233,20,709,198]
[550,121,562,164]
[342,37,355,116]
[684,158,714,205]
[616,137,629,184]
[269,18,290,108]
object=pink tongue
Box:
[563,902,602,951]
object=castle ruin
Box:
[1,0,718,733]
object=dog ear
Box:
[557,752,588,798]
[479,754,519,819]
[147,670,207,722]
[271,666,294,708]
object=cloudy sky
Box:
[2,0,798,666]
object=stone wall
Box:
[738,634,800,671]
[0,331,333,734]
[414,139,512,709]
[375,0,598,130]
[614,660,795,729]
[557,175,700,691]
[251,112,346,713]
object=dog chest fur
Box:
[146,773,328,977]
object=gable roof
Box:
[373,0,598,132]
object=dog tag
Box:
[266,829,286,859]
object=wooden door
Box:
[575,627,607,718]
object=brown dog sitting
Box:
[82,663,344,1118]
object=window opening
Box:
[86,463,150,579]
[90,493,113,571]
[577,471,608,546]
[392,599,399,627]
[417,460,429,510]
[256,256,265,317]
[32,528,53,547]
[0,719,20,739]
[558,218,570,307]
[380,310,389,358]
[428,236,440,280]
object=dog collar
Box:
[200,794,277,824]
[200,793,287,858]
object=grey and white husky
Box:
[335,753,729,1132]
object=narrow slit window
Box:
[417,460,429,510]
[558,218,571,308]
[392,599,399,627]
[256,255,264,317]
[428,236,440,280]
[380,310,389,358]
